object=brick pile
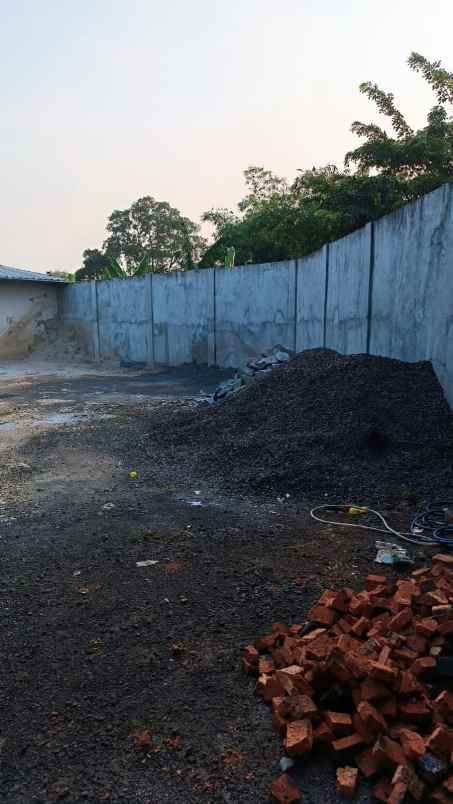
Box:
[243,555,453,803]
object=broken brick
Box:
[336,766,358,797]
[325,711,353,736]
[426,725,453,756]
[357,701,387,734]
[332,733,363,753]
[369,660,398,685]
[285,720,313,757]
[270,773,302,803]
[400,728,426,761]
[307,605,337,627]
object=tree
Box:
[75,249,111,282]
[200,53,453,267]
[103,196,205,274]
[46,270,75,282]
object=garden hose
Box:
[310,503,453,547]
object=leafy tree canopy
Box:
[200,52,453,267]
[103,196,205,274]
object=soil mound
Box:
[150,349,453,501]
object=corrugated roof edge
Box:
[0,265,68,283]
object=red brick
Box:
[433,554,453,567]
[284,695,317,722]
[406,634,427,653]
[301,627,326,643]
[313,720,333,745]
[359,677,390,701]
[412,656,436,676]
[398,670,421,696]
[275,666,313,696]
[325,711,353,736]
[387,781,408,804]
[415,618,439,638]
[444,775,453,794]
[256,632,278,651]
[433,605,453,619]
[332,733,363,753]
[336,766,358,797]
[270,773,302,803]
[343,651,372,680]
[400,728,426,761]
[430,788,453,804]
[388,607,413,631]
[372,780,393,801]
[398,700,432,724]
[338,634,361,654]
[256,673,286,700]
[426,725,453,756]
[381,696,397,719]
[370,660,398,684]
[285,720,313,757]
[357,701,387,734]
[355,745,383,777]
[352,712,375,745]
[366,575,388,591]
[307,605,337,627]
[272,622,289,635]
[373,735,407,768]
[439,620,453,636]
[289,624,303,635]
[351,616,370,637]
[243,644,259,664]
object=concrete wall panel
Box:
[326,224,371,354]
[296,246,327,351]
[60,282,95,357]
[215,261,296,367]
[370,183,453,404]
[152,269,212,365]
[97,277,149,363]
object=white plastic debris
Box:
[375,541,413,565]
[102,502,115,510]
[136,560,159,567]
[279,756,295,772]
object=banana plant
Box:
[102,255,151,280]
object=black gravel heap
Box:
[152,349,453,502]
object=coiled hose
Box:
[310,503,453,547]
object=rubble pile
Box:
[243,555,453,803]
[213,345,292,401]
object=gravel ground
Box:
[0,358,448,803]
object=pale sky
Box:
[1,0,452,273]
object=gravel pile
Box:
[148,349,453,502]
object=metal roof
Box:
[0,264,67,283]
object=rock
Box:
[279,756,295,772]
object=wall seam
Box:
[322,244,330,348]
[293,259,299,352]
[213,267,217,366]
[149,273,155,364]
[366,222,376,354]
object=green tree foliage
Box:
[46,270,75,282]
[200,53,453,267]
[75,249,111,282]
[103,196,205,274]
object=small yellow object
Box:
[129,471,138,479]
[348,506,368,515]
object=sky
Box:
[1,0,452,273]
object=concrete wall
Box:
[60,182,453,405]
[215,261,297,366]
[0,281,59,357]
[152,269,212,366]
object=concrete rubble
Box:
[212,345,293,402]
[243,554,453,803]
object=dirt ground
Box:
[0,360,436,803]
